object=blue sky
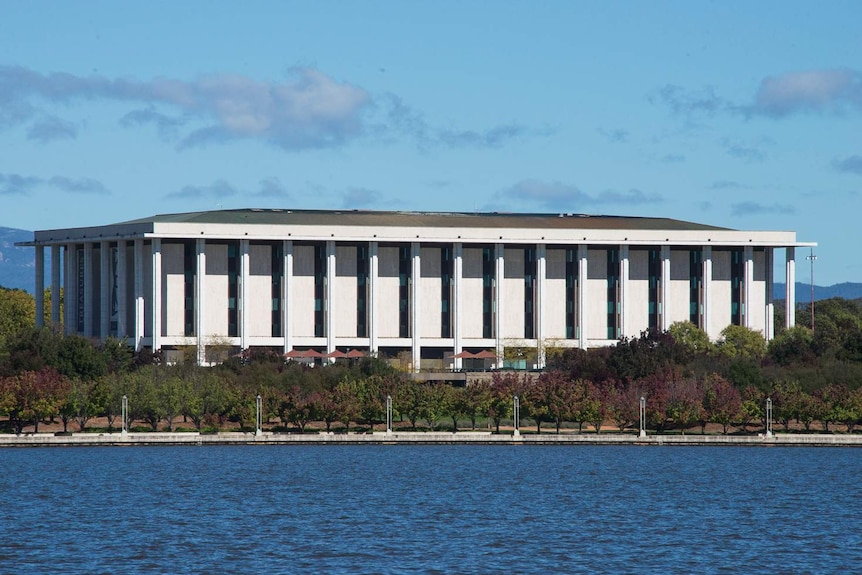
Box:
[1,1,860,285]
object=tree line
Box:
[2,286,862,434]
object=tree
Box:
[0,368,71,433]
[715,325,766,361]
[702,374,741,434]
[669,321,713,357]
[768,326,816,366]
[0,287,35,359]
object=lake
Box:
[1,445,859,574]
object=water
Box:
[1,445,859,574]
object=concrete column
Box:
[743,245,754,329]
[116,242,127,340]
[536,244,546,367]
[100,241,111,340]
[240,239,250,351]
[282,240,293,355]
[619,244,629,339]
[369,241,379,355]
[83,243,94,338]
[411,241,421,372]
[196,238,206,365]
[51,245,61,326]
[786,247,796,329]
[494,243,505,365]
[577,244,588,349]
[765,247,775,341]
[65,244,75,335]
[702,246,712,337]
[325,240,336,356]
[35,246,44,328]
[660,245,671,331]
[134,240,145,352]
[151,238,162,354]
[453,242,463,370]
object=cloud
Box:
[656,68,862,120]
[749,69,862,117]
[499,179,662,211]
[165,179,238,200]
[599,128,629,143]
[652,84,732,116]
[0,65,550,152]
[720,137,770,163]
[0,65,372,150]
[26,115,77,142]
[0,172,108,196]
[730,201,795,216]
[342,187,381,208]
[48,176,109,195]
[252,177,291,198]
[833,155,862,175]
[0,172,41,195]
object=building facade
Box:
[23,209,814,370]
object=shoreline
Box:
[2,431,862,447]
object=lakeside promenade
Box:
[3,431,862,447]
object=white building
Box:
[23,209,814,369]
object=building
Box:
[22,209,814,370]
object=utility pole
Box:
[806,249,817,332]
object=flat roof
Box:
[117,208,731,231]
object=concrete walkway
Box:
[2,431,861,447]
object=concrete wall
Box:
[162,242,185,338]
[710,250,732,337]
[204,242,229,339]
[502,247,525,340]
[586,249,608,340]
[628,249,650,336]
[335,245,358,337]
[248,243,272,338]
[420,246,443,338]
[377,245,402,338]
[750,249,767,335]
[461,247,486,339]
[544,248,568,340]
[291,244,317,338]
[668,249,690,326]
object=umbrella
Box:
[473,349,498,359]
[299,349,324,358]
[285,349,304,358]
[346,349,366,358]
[451,350,476,359]
[325,349,348,359]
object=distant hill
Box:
[2,227,862,300]
[0,227,37,292]
[773,282,862,302]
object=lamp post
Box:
[513,396,520,437]
[806,250,817,332]
[639,396,646,438]
[255,394,262,437]
[121,394,128,436]
[386,395,392,434]
[765,397,773,438]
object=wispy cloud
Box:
[730,201,795,216]
[26,115,77,142]
[0,172,109,196]
[0,173,41,195]
[0,65,546,152]
[252,177,291,198]
[656,68,862,120]
[48,176,109,195]
[599,128,629,143]
[720,137,769,162]
[660,154,685,163]
[499,179,662,211]
[709,180,743,190]
[165,179,238,200]
[342,187,381,208]
[833,155,862,175]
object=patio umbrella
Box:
[284,349,304,358]
[473,350,498,360]
[325,349,348,359]
[299,349,324,358]
[451,350,476,359]
[345,349,366,358]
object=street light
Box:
[513,396,520,437]
[807,249,817,332]
[765,397,773,438]
[255,394,262,437]
[121,394,128,436]
[639,396,646,438]
[386,395,392,434]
